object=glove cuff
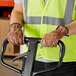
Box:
[10,22,22,31]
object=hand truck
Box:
[0,37,65,76]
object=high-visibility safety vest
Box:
[22,0,76,62]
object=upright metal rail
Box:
[0,37,65,76]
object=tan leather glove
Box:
[41,26,68,47]
[7,24,23,45]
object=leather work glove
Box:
[7,24,23,45]
[41,26,68,47]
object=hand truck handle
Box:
[24,37,65,66]
[0,37,65,75]
[33,40,65,76]
[0,38,22,74]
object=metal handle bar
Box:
[34,40,65,76]
[0,39,22,74]
[24,37,65,68]
[0,37,65,75]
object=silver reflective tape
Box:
[43,0,75,25]
[23,0,75,25]
[64,0,75,24]
[43,16,67,26]
[23,0,28,22]
[24,16,41,24]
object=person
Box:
[8,0,76,76]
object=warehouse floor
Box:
[0,57,22,76]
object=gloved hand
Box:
[7,24,23,45]
[41,26,68,47]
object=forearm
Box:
[8,9,23,45]
[10,9,23,26]
[66,20,76,35]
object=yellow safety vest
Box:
[22,0,76,62]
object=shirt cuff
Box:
[14,0,22,4]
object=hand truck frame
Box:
[0,37,65,76]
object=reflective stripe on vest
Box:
[23,0,75,25]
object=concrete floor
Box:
[0,57,22,76]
